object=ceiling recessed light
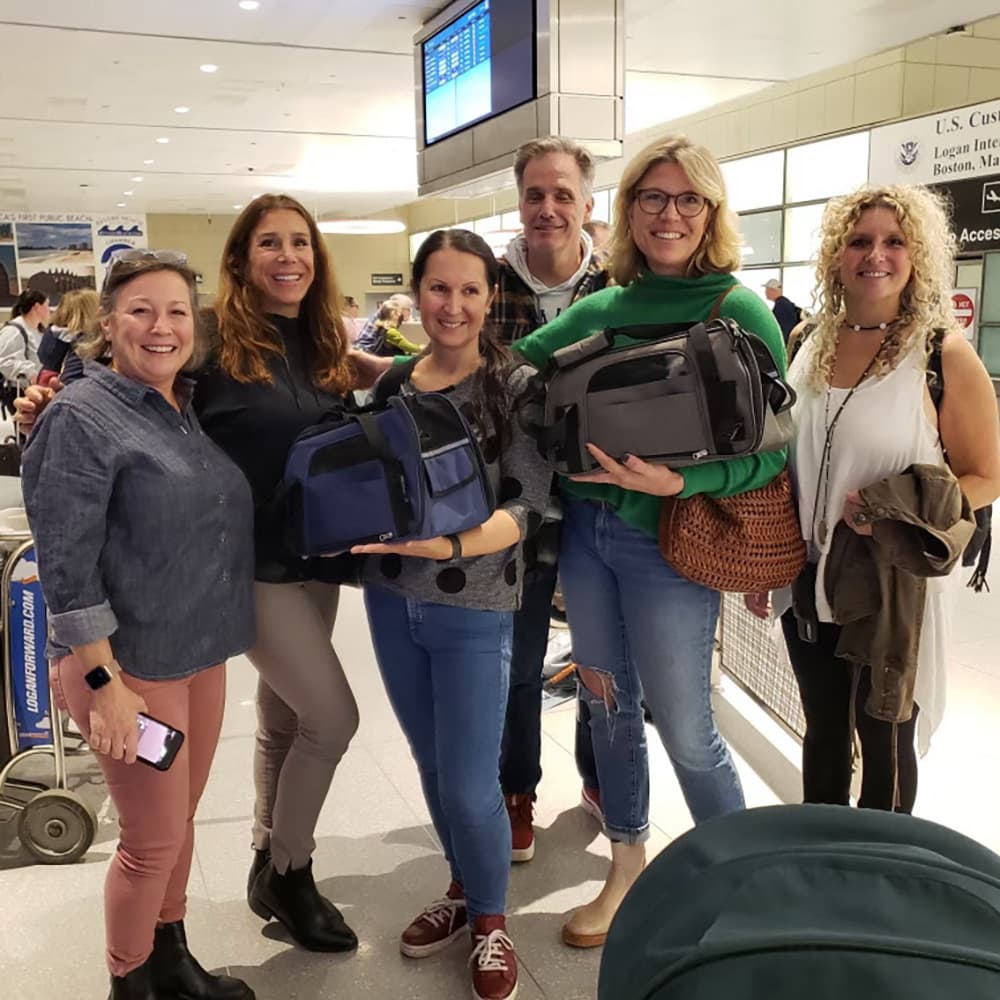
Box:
[174,106,190,114]
[143,159,154,165]
[131,176,143,182]
[233,204,243,210]
[318,219,406,235]
[238,0,260,9]
[200,63,218,73]
[117,202,126,208]
[123,190,134,196]
[156,137,170,144]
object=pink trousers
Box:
[51,655,225,976]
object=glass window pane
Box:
[786,132,869,204]
[738,210,781,267]
[500,210,521,231]
[733,266,780,305]
[982,253,1000,323]
[591,189,610,222]
[607,187,619,223]
[784,203,826,263]
[977,325,1000,377]
[781,264,819,316]
[474,215,499,234]
[722,151,784,212]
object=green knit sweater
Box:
[512,270,788,537]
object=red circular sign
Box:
[951,292,975,329]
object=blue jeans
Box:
[364,585,513,919]
[559,499,745,841]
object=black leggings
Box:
[781,611,919,813]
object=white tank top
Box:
[788,333,953,752]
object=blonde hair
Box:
[804,184,959,392]
[52,289,102,359]
[608,134,742,286]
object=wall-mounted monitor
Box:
[414,0,624,198]
[422,0,536,147]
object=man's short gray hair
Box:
[513,137,595,199]
[387,293,413,310]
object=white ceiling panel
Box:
[1,0,999,216]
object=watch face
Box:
[85,665,113,690]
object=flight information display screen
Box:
[422,0,535,145]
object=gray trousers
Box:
[248,580,359,872]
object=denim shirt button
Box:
[217,494,225,505]
[219,532,226,544]
[221,570,230,583]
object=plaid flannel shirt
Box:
[492,252,610,345]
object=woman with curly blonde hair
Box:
[749,184,1000,813]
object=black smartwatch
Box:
[84,664,116,691]
[437,534,463,562]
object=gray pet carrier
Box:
[538,318,794,474]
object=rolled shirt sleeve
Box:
[21,401,120,649]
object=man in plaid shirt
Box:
[498,138,610,866]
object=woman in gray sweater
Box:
[353,229,551,1000]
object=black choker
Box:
[842,318,899,332]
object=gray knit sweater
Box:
[362,364,552,611]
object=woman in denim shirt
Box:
[22,254,256,1000]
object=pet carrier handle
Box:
[551,331,614,369]
[355,412,412,534]
[688,321,740,452]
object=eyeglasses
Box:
[102,248,189,291]
[634,189,709,218]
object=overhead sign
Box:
[869,98,1000,186]
[371,272,404,286]
[931,173,1000,253]
[951,289,977,338]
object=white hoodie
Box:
[503,230,595,325]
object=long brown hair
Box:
[215,194,353,393]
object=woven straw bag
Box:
[658,471,806,593]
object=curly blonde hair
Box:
[608,134,742,286]
[804,184,959,392]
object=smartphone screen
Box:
[136,713,185,770]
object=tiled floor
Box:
[1,568,999,998]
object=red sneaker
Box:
[580,786,604,824]
[400,882,467,958]
[470,914,518,1000]
[505,794,535,863]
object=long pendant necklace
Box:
[813,335,888,547]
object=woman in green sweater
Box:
[513,134,787,948]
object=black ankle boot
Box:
[248,858,358,952]
[109,960,157,1000]
[150,921,255,999]
[246,847,270,904]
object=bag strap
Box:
[688,321,739,451]
[355,410,412,533]
[0,321,29,361]
[373,357,418,405]
[707,285,736,322]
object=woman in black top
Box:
[193,195,361,953]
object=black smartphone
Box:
[136,712,185,771]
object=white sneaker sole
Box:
[510,842,535,863]
[400,923,467,959]
[473,978,518,1000]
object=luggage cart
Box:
[0,514,96,864]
